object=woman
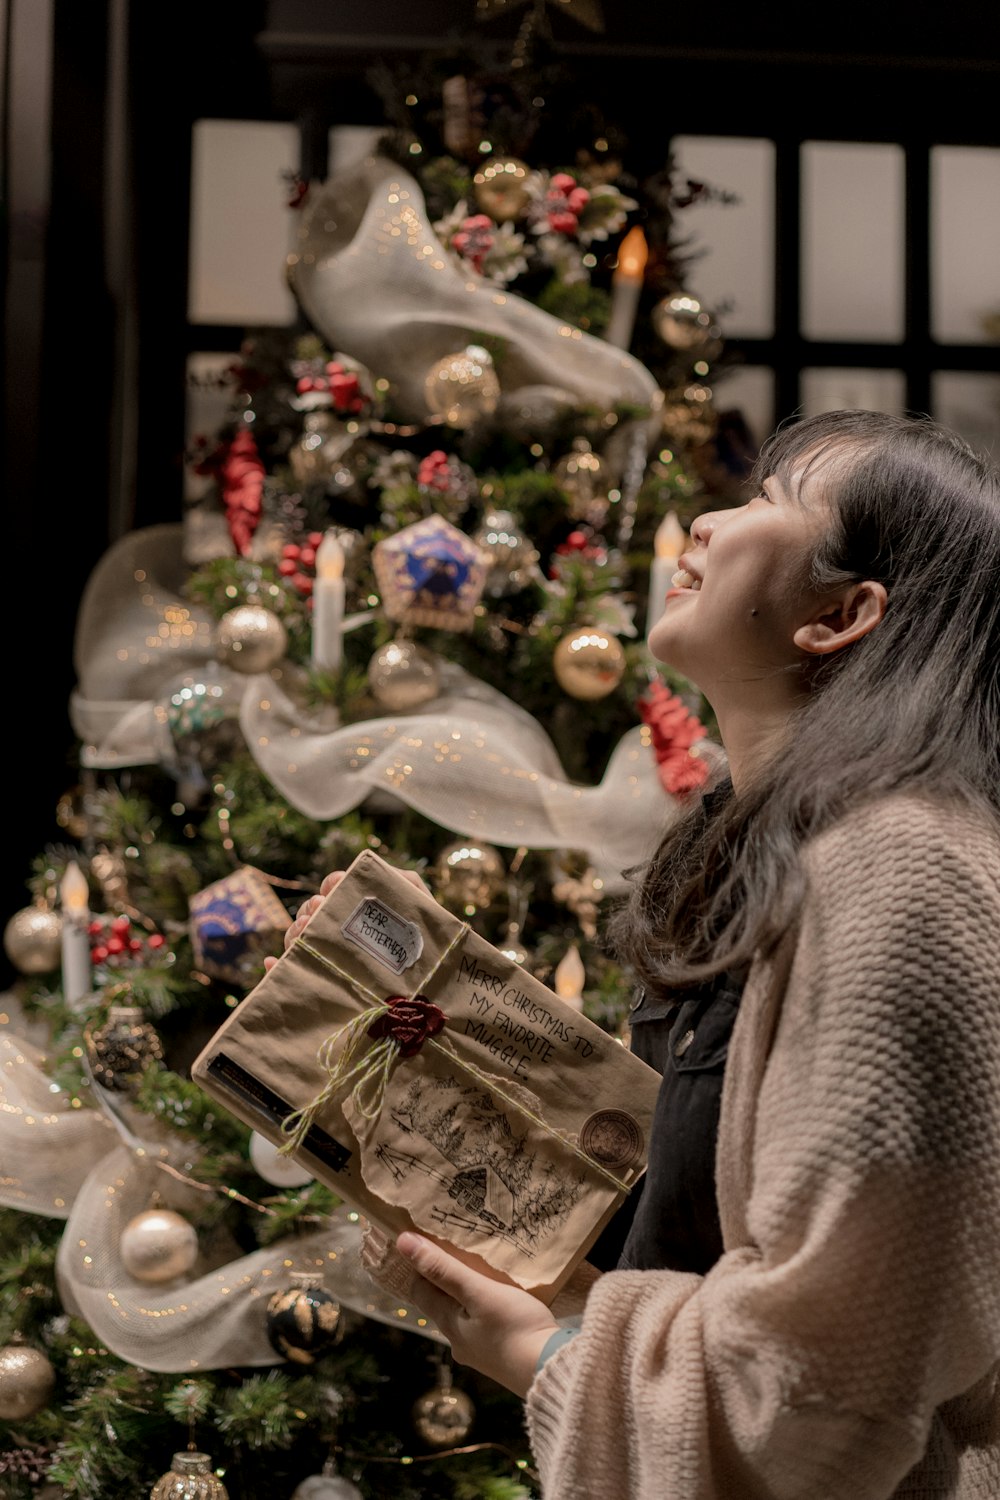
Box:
[279,410,1000,1498]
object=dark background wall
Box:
[3,0,999,983]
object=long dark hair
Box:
[609,408,1000,993]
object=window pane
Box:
[714,365,774,454]
[188,120,299,325]
[801,143,904,343]
[669,137,775,338]
[931,147,1000,344]
[932,372,1000,457]
[801,368,905,417]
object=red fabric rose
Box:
[638,679,710,797]
[218,428,265,556]
[367,994,446,1058]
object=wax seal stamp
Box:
[580,1109,643,1171]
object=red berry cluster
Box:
[450,214,495,272]
[544,173,590,235]
[88,914,167,968]
[277,532,325,600]
[550,527,608,577]
[295,362,367,414]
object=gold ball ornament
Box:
[423,345,500,428]
[412,1365,476,1448]
[120,1206,198,1284]
[0,1342,56,1420]
[216,604,288,674]
[367,639,441,711]
[552,438,612,525]
[3,904,62,974]
[433,840,506,913]
[266,1271,341,1365]
[86,1004,164,1091]
[553,628,627,700]
[473,156,533,220]
[651,293,723,358]
[151,1451,229,1500]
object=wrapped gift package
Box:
[191,850,662,1302]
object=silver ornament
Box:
[216,605,288,674]
[367,640,441,711]
[423,345,500,428]
[473,509,539,595]
[120,1206,198,1284]
[432,840,506,912]
[3,904,62,974]
[0,1342,56,1420]
[151,1451,229,1500]
[651,294,722,358]
[291,1463,364,1500]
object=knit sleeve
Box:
[524,797,1000,1500]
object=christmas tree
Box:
[0,15,742,1498]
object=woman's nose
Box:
[689,511,722,547]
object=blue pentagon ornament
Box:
[372,514,489,632]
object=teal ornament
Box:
[166,678,230,738]
[372,515,488,632]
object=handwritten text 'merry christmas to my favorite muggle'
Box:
[456,952,594,1081]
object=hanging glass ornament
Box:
[249,1130,314,1189]
[0,1340,56,1421]
[287,410,357,486]
[266,1271,341,1366]
[651,293,722,359]
[150,1451,230,1500]
[367,639,442,711]
[473,509,539,595]
[423,345,500,428]
[120,1203,198,1285]
[552,438,612,526]
[660,384,718,448]
[432,841,506,913]
[291,1458,363,1500]
[3,902,62,974]
[553,627,627,700]
[216,604,288,674]
[411,1361,476,1448]
[472,157,533,220]
[86,1001,164,1091]
[372,514,489,632]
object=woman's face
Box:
[647,465,833,701]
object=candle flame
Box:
[60,861,89,915]
[316,530,345,580]
[554,944,586,1001]
[654,511,687,562]
[613,226,649,283]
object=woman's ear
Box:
[793,580,888,656]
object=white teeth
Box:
[671,569,701,591]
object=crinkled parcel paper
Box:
[192,850,661,1302]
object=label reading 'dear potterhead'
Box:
[342,897,424,974]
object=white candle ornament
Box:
[249,1129,315,1188]
[646,511,688,640]
[604,225,649,351]
[60,861,92,1008]
[554,943,586,1012]
[311,530,345,672]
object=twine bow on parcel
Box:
[277,922,633,1197]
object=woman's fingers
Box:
[263,867,425,974]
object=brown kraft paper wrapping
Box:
[191,849,662,1302]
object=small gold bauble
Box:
[432,840,506,913]
[216,605,288,674]
[651,294,722,358]
[151,1451,230,1500]
[423,345,500,428]
[3,904,62,974]
[0,1342,56,1420]
[472,156,533,220]
[288,409,356,485]
[412,1368,476,1448]
[661,384,718,448]
[367,640,441,711]
[553,628,627,700]
[552,438,611,524]
[120,1207,198,1284]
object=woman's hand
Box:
[264,867,427,971]
[394,1231,560,1397]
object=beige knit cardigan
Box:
[525,795,1000,1498]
